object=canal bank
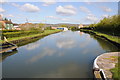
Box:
[80,29,120,48]
[2,29,62,47]
[93,52,120,79]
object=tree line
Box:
[81,15,120,36]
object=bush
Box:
[45,26,53,30]
[2,30,22,33]
[70,26,79,31]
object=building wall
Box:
[5,24,14,30]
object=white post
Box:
[4,36,8,42]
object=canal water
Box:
[1,31,118,78]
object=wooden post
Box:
[4,36,8,42]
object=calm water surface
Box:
[1,31,118,78]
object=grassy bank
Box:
[80,15,120,45]
[1,29,62,46]
[110,56,120,79]
[80,29,120,45]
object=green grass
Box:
[1,29,61,43]
[94,32,120,44]
[80,29,120,44]
[2,30,44,38]
[110,57,120,79]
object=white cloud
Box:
[56,5,77,16]
[0,0,6,4]
[20,3,40,12]
[85,2,92,5]
[80,6,90,13]
[7,14,14,17]
[64,5,76,11]
[85,13,98,23]
[42,0,56,6]
[101,6,112,12]
[0,8,5,12]
[47,16,81,23]
[47,16,60,19]
[11,3,20,7]
[102,14,109,18]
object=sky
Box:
[0,1,119,24]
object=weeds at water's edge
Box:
[110,57,120,79]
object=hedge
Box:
[2,30,22,33]
[3,30,44,38]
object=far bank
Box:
[80,29,120,49]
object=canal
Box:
[1,30,118,78]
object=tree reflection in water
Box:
[89,34,119,52]
[1,50,18,62]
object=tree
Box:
[39,23,45,28]
[60,24,67,27]
[4,18,8,21]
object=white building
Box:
[78,24,84,28]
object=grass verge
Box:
[110,57,120,79]
[80,29,120,44]
[1,29,62,46]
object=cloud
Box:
[85,2,92,5]
[56,5,77,16]
[47,16,60,20]
[1,14,14,18]
[0,0,6,4]
[47,16,81,23]
[101,6,112,12]
[11,3,20,7]
[85,13,98,23]
[80,6,90,13]
[102,14,109,18]
[20,3,40,12]
[7,14,14,17]
[42,0,56,6]
[0,8,5,12]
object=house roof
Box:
[4,20,13,24]
[0,20,13,24]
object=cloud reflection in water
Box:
[25,42,41,50]
[56,38,76,49]
[33,63,82,78]
[28,47,56,63]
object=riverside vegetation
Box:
[80,15,120,44]
[1,25,62,46]
[80,15,120,79]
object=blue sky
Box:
[0,1,118,24]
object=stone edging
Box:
[93,52,119,79]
